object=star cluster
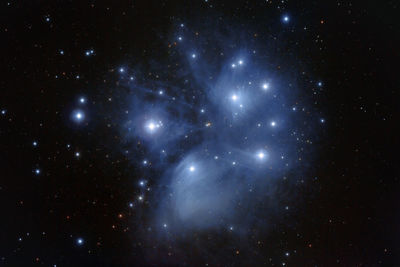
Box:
[2,0,398,266]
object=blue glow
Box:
[282,15,290,23]
[72,110,85,122]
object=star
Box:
[231,94,238,101]
[282,15,290,23]
[262,83,269,90]
[146,121,160,132]
[73,111,84,122]
[76,238,84,245]
[189,166,195,172]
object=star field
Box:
[1,0,400,266]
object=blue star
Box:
[282,15,290,23]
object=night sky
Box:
[2,0,400,266]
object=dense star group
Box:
[65,17,324,238]
[3,0,397,265]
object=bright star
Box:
[33,141,38,146]
[147,122,156,131]
[79,97,85,103]
[271,121,276,127]
[283,15,290,23]
[257,152,265,159]
[76,238,84,245]
[238,60,243,65]
[75,112,83,120]
[35,169,40,174]
[189,166,195,172]
[231,94,238,101]
[262,83,269,90]
[192,54,196,58]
